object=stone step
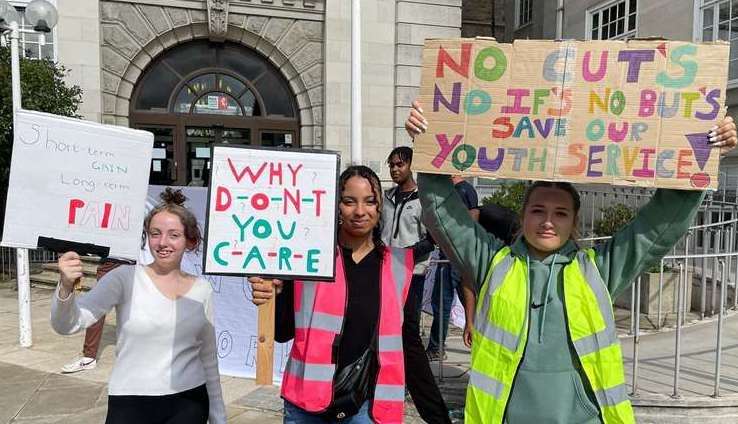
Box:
[633,396,738,424]
[30,270,96,291]
[41,261,98,276]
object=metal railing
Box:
[583,210,738,400]
[0,246,57,281]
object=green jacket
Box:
[418,173,704,424]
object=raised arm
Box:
[594,189,704,299]
[418,173,504,291]
[50,252,126,335]
[596,116,737,298]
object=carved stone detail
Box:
[207,0,229,42]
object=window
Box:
[132,41,295,118]
[516,0,532,29]
[0,6,56,60]
[588,0,637,40]
[130,40,301,186]
[700,0,738,82]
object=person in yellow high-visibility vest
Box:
[405,102,737,424]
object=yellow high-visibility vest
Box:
[466,247,635,424]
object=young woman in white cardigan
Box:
[51,188,225,424]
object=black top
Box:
[275,246,389,369]
[454,179,479,210]
[478,203,520,245]
[335,246,381,368]
[392,188,414,205]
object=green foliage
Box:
[593,203,636,237]
[481,181,526,214]
[0,46,82,218]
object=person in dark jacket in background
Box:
[382,146,451,423]
[478,203,520,245]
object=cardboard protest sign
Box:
[203,146,339,280]
[1,110,153,260]
[412,38,730,190]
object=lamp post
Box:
[0,0,58,348]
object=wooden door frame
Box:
[131,112,300,185]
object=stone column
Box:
[56,0,103,122]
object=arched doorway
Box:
[130,40,300,186]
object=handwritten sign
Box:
[413,39,730,190]
[203,146,339,280]
[1,109,153,260]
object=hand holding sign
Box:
[249,277,284,302]
[248,276,282,384]
[57,251,83,299]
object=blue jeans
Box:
[428,261,463,352]
[283,400,373,423]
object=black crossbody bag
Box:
[320,329,379,421]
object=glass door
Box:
[185,127,251,186]
[260,129,296,148]
[136,126,175,185]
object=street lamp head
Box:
[25,0,57,33]
[0,1,21,31]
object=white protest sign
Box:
[204,146,339,279]
[2,109,153,260]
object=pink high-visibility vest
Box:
[281,246,413,423]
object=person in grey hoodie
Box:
[382,146,432,310]
[381,146,451,424]
[405,100,737,423]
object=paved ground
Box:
[621,309,738,399]
[0,282,468,423]
[1,279,736,423]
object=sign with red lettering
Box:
[203,145,340,279]
[1,109,153,260]
[412,38,730,190]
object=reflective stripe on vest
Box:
[466,247,529,424]
[465,248,635,424]
[285,358,335,382]
[281,247,412,423]
[564,250,635,422]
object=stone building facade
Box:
[45,0,464,184]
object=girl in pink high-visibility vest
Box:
[250,165,420,423]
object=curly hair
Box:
[386,146,413,165]
[142,187,202,251]
[338,165,385,251]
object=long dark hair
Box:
[338,165,385,251]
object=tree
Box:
[0,45,82,226]
[481,181,526,214]
[593,203,636,237]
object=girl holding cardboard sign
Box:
[405,102,736,424]
[250,165,421,423]
[51,188,226,424]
